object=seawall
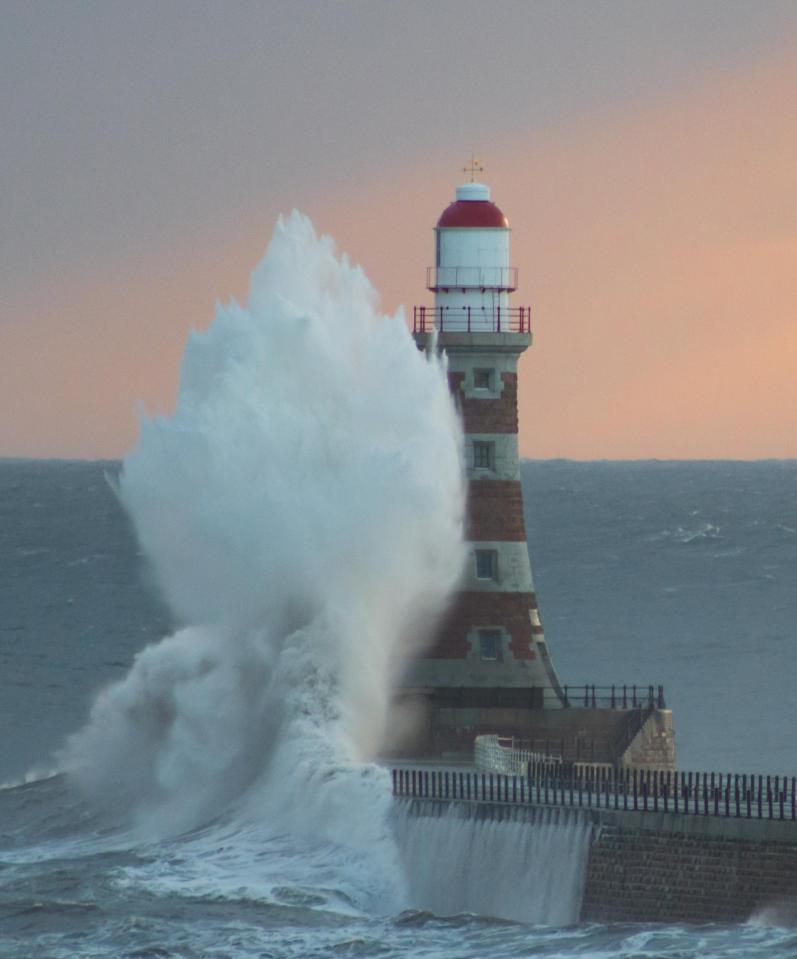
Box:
[395,792,797,923]
[582,807,797,923]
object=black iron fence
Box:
[392,764,797,823]
[559,684,666,710]
[425,684,665,711]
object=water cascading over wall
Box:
[393,800,593,924]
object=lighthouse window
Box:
[475,550,497,580]
[479,630,502,661]
[474,368,493,390]
[473,441,494,470]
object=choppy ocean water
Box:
[2,458,797,958]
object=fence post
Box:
[768,775,773,819]
[758,775,763,818]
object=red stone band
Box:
[427,591,540,661]
[448,372,520,434]
[467,480,528,541]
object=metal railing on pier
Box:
[426,684,665,711]
[558,684,666,710]
[392,765,797,823]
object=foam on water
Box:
[394,802,593,924]
[56,212,467,910]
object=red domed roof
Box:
[437,199,509,229]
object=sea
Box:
[2,457,796,959]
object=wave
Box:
[51,213,466,912]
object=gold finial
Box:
[462,154,484,182]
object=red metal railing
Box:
[412,305,532,334]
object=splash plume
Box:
[60,212,466,841]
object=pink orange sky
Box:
[1,3,795,459]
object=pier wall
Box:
[583,808,797,923]
[393,782,797,923]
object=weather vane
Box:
[463,154,484,182]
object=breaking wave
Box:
[57,212,467,906]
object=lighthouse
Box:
[402,174,567,755]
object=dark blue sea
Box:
[2,458,796,958]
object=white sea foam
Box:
[57,212,466,910]
[0,767,58,791]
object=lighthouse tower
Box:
[405,176,565,753]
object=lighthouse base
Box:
[384,689,676,771]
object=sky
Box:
[1,0,796,459]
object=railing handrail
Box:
[559,684,665,710]
[412,305,531,334]
[391,764,797,824]
[421,684,666,711]
[608,700,657,762]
